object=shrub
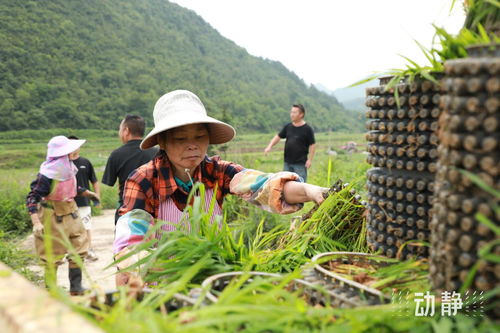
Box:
[0,183,31,235]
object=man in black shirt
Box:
[102,115,158,224]
[264,104,316,182]
[68,136,100,261]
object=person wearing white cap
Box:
[26,135,90,295]
[113,90,328,286]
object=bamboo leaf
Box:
[485,0,500,7]
[414,39,438,67]
[477,24,491,43]
[348,74,381,87]
[398,54,421,69]
[419,70,438,84]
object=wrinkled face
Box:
[290,106,304,122]
[69,148,80,160]
[159,124,210,175]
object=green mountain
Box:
[0,0,361,133]
[316,81,375,112]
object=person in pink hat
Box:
[26,135,89,295]
[113,90,329,286]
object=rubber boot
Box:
[69,267,85,295]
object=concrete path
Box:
[23,209,117,292]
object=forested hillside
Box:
[0,0,362,133]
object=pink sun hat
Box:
[47,135,86,158]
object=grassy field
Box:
[1,130,498,331]
[0,129,368,288]
[0,129,367,235]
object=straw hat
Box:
[47,136,86,158]
[140,90,235,149]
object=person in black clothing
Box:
[264,104,316,182]
[68,136,100,261]
[102,115,158,224]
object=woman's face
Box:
[159,124,209,176]
[69,148,80,160]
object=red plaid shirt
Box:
[118,152,244,218]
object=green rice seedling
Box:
[77,291,498,333]
[327,156,333,187]
[320,256,430,295]
[255,182,367,272]
[113,183,258,286]
[222,194,289,246]
[285,182,366,253]
[70,255,498,332]
[115,178,367,287]
[459,0,500,35]
[456,170,500,313]
[351,15,499,104]
[68,260,209,333]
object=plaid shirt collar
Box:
[154,152,219,201]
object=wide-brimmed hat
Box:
[47,135,86,158]
[140,90,235,149]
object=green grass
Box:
[0,128,368,304]
[0,231,42,284]
[2,129,497,332]
[0,129,367,235]
[73,255,498,333]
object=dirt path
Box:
[23,209,117,292]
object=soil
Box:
[22,209,117,292]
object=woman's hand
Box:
[115,271,144,300]
[83,190,100,201]
[283,181,329,205]
[304,184,329,205]
[31,214,44,237]
[116,271,144,288]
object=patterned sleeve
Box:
[114,163,156,256]
[113,209,154,255]
[229,169,304,214]
[118,167,155,218]
[26,174,53,214]
[113,209,155,273]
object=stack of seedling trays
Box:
[301,252,428,308]
[429,43,499,316]
[200,271,334,306]
[90,288,197,312]
[302,252,390,308]
[365,75,442,259]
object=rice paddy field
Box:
[0,129,367,234]
[0,129,498,332]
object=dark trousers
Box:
[284,162,307,182]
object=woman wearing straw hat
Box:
[26,136,90,295]
[113,90,328,286]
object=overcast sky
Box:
[170,0,466,91]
